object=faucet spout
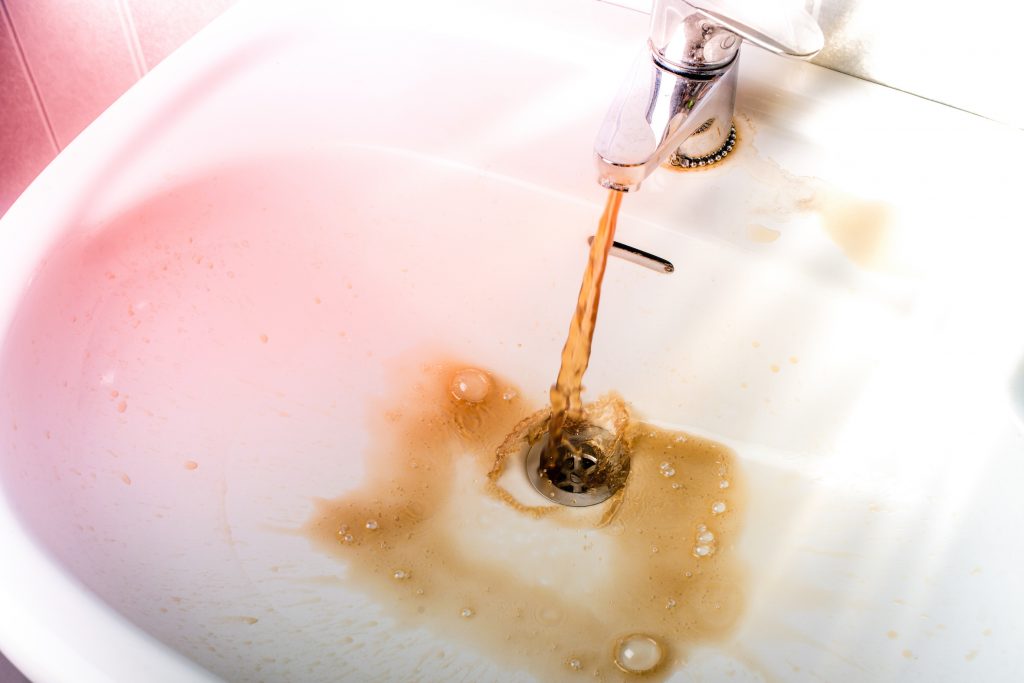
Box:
[594,54,738,192]
[594,0,823,192]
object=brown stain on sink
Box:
[747,223,781,243]
[808,190,892,270]
[305,358,747,681]
[668,115,896,271]
[738,114,894,271]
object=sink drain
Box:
[525,423,629,507]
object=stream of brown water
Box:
[544,189,623,467]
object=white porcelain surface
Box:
[1,1,1023,681]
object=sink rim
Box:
[0,2,263,682]
[3,0,1024,681]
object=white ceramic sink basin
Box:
[2,0,1023,681]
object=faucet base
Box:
[669,122,736,169]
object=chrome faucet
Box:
[595,0,824,192]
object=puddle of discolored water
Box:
[306,359,746,681]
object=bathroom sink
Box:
[2,0,1023,681]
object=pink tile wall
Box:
[0,0,236,218]
[127,0,237,73]
[0,3,58,217]
[3,0,141,150]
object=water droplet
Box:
[338,533,354,544]
[711,501,727,515]
[460,607,475,618]
[719,479,730,489]
[694,544,714,557]
[365,520,379,530]
[697,530,715,543]
[502,389,517,401]
[671,483,682,490]
[660,462,676,478]
[393,569,409,580]
[613,634,664,674]
[665,598,677,609]
[449,368,491,403]
[568,657,582,671]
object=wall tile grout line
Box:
[0,0,60,153]
[114,0,149,79]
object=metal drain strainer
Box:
[669,122,737,169]
[525,423,629,507]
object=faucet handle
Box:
[650,0,823,72]
[687,0,824,57]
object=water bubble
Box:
[449,368,491,403]
[696,523,707,532]
[697,530,715,544]
[460,608,475,618]
[613,634,664,674]
[502,389,517,401]
[650,545,659,554]
[338,533,354,544]
[694,544,714,557]
[659,462,676,478]
[393,569,410,580]
[671,483,682,490]
[711,501,727,515]
[365,520,379,530]
[665,598,677,609]
[674,435,688,443]
[568,658,583,671]
[719,480,730,489]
